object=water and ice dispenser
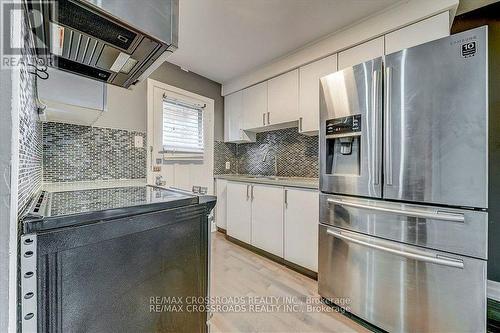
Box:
[325,114,361,176]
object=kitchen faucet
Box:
[262,149,278,176]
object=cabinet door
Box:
[299,54,337,134]
[284,188,319,271]
[338,37,384,70]
[226,182,252,243]
[251,184,284,257]
[385,12,449,55]
[267,69,299,125]
[224,91,255,143]
[243,81,267,130]
[215,179,228,229]
[224,91,243,142]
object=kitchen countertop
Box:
[214,174,319,190]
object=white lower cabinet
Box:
[215,179,228,229]
[226,182,252,243]
[284,188,319,272]
[224,180,318,272]
[251,184,284,257]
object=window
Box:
[162,96,204,157]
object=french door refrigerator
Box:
[318,26,488,332]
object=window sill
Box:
[162,153,204,161]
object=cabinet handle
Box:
[263,113,265,126]
[246,184,249,200]
[251,185,254,200]
[284,189,288,207]
[299,117,303,132]
[267,112,270,125]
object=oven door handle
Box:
[326,229,464,269]
[327,198,464,222]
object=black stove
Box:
[20,184,215,333]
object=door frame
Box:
[146,78,215,193]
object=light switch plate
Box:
[134,136,143,148]
[225,161,231,170]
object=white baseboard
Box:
[488,280,500,301]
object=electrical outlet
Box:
[153,166,161,172]
[134,136,143,148]
[225,161,231,170]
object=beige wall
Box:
[97,62,224,141]
[94,81,148,132]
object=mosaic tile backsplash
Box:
[214,141,238,175]
[214,127,319,178]
[18,8,43,214]
[43,122,147,182]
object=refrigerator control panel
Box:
[326,115,361,135]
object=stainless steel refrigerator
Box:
[318,26,488,332]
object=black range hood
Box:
[26,0,178,88]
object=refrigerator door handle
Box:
[326,198,465,222]
[326,228,464,269]
[384,67,393,186]
[372,70,381,185]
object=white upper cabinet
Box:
[224,91,255,143]
[299,54,337,135]
[338,37,384,70]
[224,91,242,142]
[267,69,299,125]
[243,81,268,130]
[385,12,450,55]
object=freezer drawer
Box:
[383,26,488,208]
[318,225,486,333]
[319,193,487,259]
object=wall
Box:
[43,122,146,183]
[222,0,458,95]
[18,26,42,213]
[0,58,12,333]
[450,1,500,287]
[94,82,147,132]
[0,3,42,331]
[88,61,224,141]
[149,62,224,141]
[214,128,319,178]
[42,62,223,184]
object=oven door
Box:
[318,225,486,333]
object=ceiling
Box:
[167,0,400,83]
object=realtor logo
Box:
[461,41,476,58]
[1,1,55,68]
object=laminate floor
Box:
[209,232,369,333]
